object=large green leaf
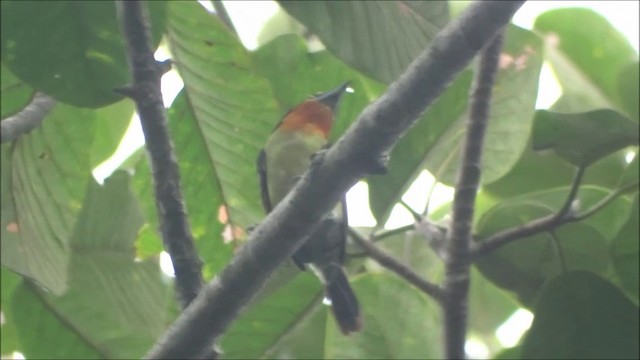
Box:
[534,8,638,115]
[521,271,639,359]
[616,62,639,122]
[617,153,639,190]
[483,140,632,201]
[475,186,634,306]
[279,1,449,84]
[0,1,166,108]
[468,267,519,341]
[89,100,134,168]
[261,298,329,359]
[1,104,94,295]
[220,273,322,359]
[369,25,542,223]
[325,273,442,359]
[532,109,638,167]
[610,195,639,302]
[424,25,542,185]
[367,69,472,223]
[11,173,173,359]
[0,268,21,356]
[166,1,279,230]
[1,64,33,119]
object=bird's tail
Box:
[325,268,362,335]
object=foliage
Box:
[1,1,638,359]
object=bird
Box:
[257,82,362,335]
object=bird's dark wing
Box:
[257,149,272,213]
[338,194,348,264]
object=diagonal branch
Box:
[116,0,203,309]
[1,92,56,143]
[444,29,505,359]
[144,2,525,358]
[349,228,444,302]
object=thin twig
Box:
[211,1,237,35]
[399,199,423,222]
[471,180,639,259]
[349,228,444,302]
[144,2,525,358]
[373,224,417,242]
[1,92,56,143]
[554,166,585,220]
[116,0,203,309]
[422,178,440,217]
[572,181,639,221]
[444,30,504,359]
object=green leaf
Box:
[166,1,278,229]
[425,25,542,185]
[1,104,95,295]
[367,69,472,223]
[262,299,329,359]
[534,8,638,114]
[468,267,519,337]
[12,282,100,359]
[279,1,450,84]
[369,25,542,223]
[484,140,631,201]
[0,1,166,108]
[11,173,173,359]
[252,33,385,142]
[521,271,639,359]
[617,153,639,190]
[475,186,634,306]
[221,273,322,359]
[325,273,442,359]
[610,195,639,302]
[0,268,21,355]
[617,62,640,122]
[90,100,134,168]
[1,64,33,119]
[532,109,639,167]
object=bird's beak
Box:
[316,81,351,111]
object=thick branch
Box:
[444,30,504,359]
[116,1,203,309]
[145,2,525,358]
[349,228,444,301]
[1,92,56,143]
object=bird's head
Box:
[279,82,351,138]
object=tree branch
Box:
[1,92,56,143]
[349,228,444,302]
[116,0,203,309]
[144,2,525,358]
[471,178,639,259]
[444,30,504,359]
[374,224,417,242]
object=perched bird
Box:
[257,82,362,335]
